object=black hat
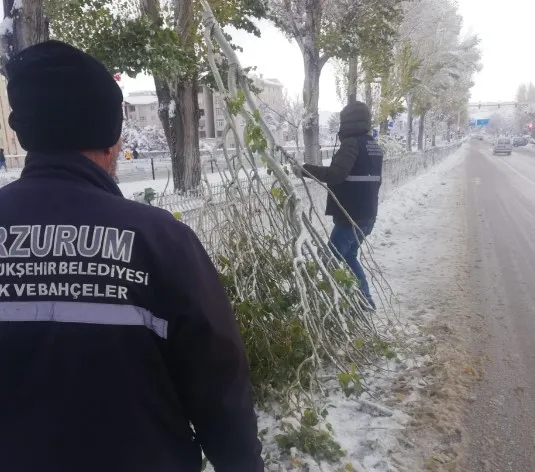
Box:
[339,100,371,138]
[6,40,123,153]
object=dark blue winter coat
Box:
[303,101,383,224]
[324,134,383,223]
[0,152,263,472]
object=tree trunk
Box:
[302,42,323,165]
[170,0,201,191]
[418,110,427,151]
[143,0,198,191]
[446,119,452,143]
[173,78,201,191]
[1,0,49,70]
[154,76,174,155]
[406,94,413,152]
[379,120,389,135]
[154,76,200,191]
[347,57,358,104]
[365,80,373,110]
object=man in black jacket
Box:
[297,101,383,309]
[0,41,262,472]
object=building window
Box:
[200,109,205,116]
[217,119,225,128]
[217,131,223,137]
[129,105,135,112]
[216,108,224,116]
[151,105,156,111]
[200,131,206,138]
[199,119,205,128]
[140,116,146,122]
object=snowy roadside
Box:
[206,145,468,472]
[2,144,468,470]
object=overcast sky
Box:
[457,0,535,103]
[3,1,534,110]
[122,0,535,111]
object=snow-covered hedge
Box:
[121,120,168,152]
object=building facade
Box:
[0,75,25,158]
[123,91,161,127]
[212,75,285,148]
[124,74,286,149]
[198,86,215,139]
[124,88,217,138]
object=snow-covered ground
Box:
[1,140,468,469]
[216,145,468,471]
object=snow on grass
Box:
[0,141,467,469]
[372,145,468,247]
[204,143,468,471]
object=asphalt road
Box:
[461,141,535,471]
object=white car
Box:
[493,137,513,156]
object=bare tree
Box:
[259,92,304,150]
[328,112,340,135]
[400,0,480,151]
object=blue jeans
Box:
[329,221,375,304]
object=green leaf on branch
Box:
[332,268,357,289]
[275,421,345,463]
[302,409,319,428]
[226,89,246,116]
[245,122,268,153]
[337,364,363,398]
[372,338,398,360]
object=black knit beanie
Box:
[339,100,372,138]
[6,40,123,153]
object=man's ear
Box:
[102,146,114,157]
[104,139,122,158]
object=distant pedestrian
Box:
[133,147,139,160]
[0,148,6,171]
[294,100,383,309]
[0,40,263,472]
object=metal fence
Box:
[152,142,463,248]
[116,146,337,183]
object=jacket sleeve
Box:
[302,138,359,185]
[162,222,263,472]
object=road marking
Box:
[497,158,535,186]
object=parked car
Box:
[493,137,513,155]
[513,136,528,147]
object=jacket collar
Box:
[21,152,123,198]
